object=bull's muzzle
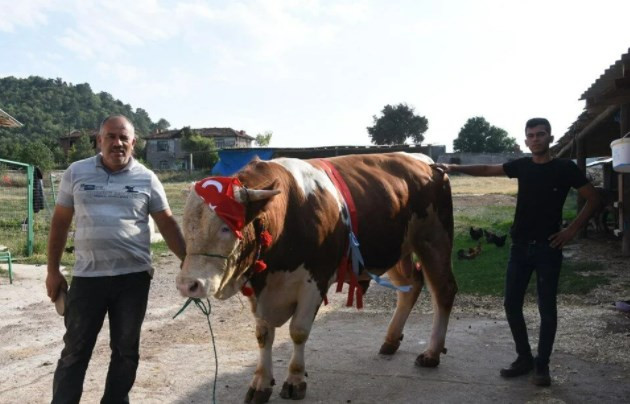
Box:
[176,275,209,298]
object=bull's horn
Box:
[247,188,281,201]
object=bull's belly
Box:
[254,265,324,328]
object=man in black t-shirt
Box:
[436,118,600,387]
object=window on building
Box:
[215,139,225,148]
[223,138,235,148]
[157,140,170,151]
[159,160,169,170]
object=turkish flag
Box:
[194,177,246,239]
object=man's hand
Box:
[548,228,577,249]
[431,163,452,173]
[46,270,68,302]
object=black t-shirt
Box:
[503,157,589,242]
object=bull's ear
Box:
[181,182,195,196]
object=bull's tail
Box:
[431,165,454,243]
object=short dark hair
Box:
[525,118,551,134]
[98,115,135,137]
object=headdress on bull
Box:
[194,177,278,296]
[194,177,246,238]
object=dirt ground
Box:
[1,194,629,404]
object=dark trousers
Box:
[52,271,151,404]
[504,242,562,367]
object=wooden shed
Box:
[552,47,630,255]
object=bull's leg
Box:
[414,236,457,368]
[245,320,276,404]
[279,290,321,401]
[379,256,424,355]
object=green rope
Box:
[173,297,218,404]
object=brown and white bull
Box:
[176,152,457,403]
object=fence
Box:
[0,159,62,257]
[0,159,34,256]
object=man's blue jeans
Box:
[51,271,151,404]
[504,242,562,367]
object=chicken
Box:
[457,242,482,260]
[469,226,484,241]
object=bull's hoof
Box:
[415,352,440,368]
[279,381,307,400]
[244,387,273,403]
[379,334,403,355]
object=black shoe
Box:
[531,363,551,387]
[500,355,534,378]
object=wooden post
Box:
[620,103,630,256]
[576,137,588,238]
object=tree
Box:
[255,131,272,146]
[155,118,170,131]
[367,103,428,145]
[20,140,55,171]
[180,127,219,169]
[68,134,95,163]
[453,117,520,153]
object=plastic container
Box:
[610,137,630,173]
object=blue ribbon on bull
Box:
[348,231,412,293]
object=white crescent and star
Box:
[201,179,223,193]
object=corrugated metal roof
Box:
[0,108,22,128]
[580,48,630,100]
[552,47,630,158]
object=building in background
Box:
[145,127,254,170]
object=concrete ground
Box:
[1,259,628,404]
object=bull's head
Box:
[176,178,280,299]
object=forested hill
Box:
[0,76,169,140]
[0,76,170,168]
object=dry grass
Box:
[449,175,517,195]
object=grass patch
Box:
[555,261,608,295]
[151,240,171,256]
[451,196,608,296]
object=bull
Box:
[176,153,457,403]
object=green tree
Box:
[20,140,55,171]
[68,134,95,163]
[255,131,273,146]
[453,117,520,153]
[180,127,219,169]
[367,103,428,145]
[133,136,146,160]
[0,136,24,161]
[155,118,170,131]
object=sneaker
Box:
[531,363,551,387]
[500,355,534,378]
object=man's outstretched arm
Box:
[433,163,506,177]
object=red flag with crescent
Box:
[194,177,245,239]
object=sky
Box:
[1,0,629,152]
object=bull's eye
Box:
[220,225,231,234]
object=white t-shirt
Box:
[56,155,169,277]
